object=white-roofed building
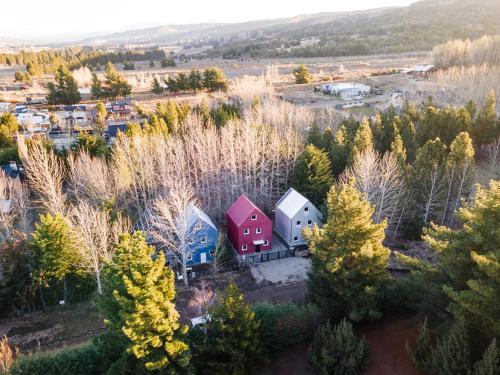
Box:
[321,82,371,100]
[275,188,323,249]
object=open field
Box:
[0,52,431,104]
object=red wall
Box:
[227,208,272,255]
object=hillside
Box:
[65,0,500,58]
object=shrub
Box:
[309,319,369,375]
[9,333,125,375]
[253,303,320,352]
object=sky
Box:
[1,0,416,42]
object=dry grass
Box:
[0,336,18,373]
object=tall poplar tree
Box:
[304,180,390,321]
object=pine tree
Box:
[90,73,103,100]
[31,213,81,303]
[425,180,500,342]
[203,67,228,92]
[304,180,390,321]
[473,90,498,146]
[98,232,192,372]
[391,127,407,167]
[471,339,499,375]
[291,144,334,207]
[330,125,350,177]
[151,77,163,94]
[200,282,261,374]
[293,64,313,84]
[309,319,369,375]
[46,65,81,105]
[348,118,373,165]
[104,61,132,99]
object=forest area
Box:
[0,67,499,373]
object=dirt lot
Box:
[259,315,425,375]
[250,257,311,285]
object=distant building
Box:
[404,64,435,78]
[14,110,50,132]
[108,100,131,116]
[321,82,371,100]
[226,195,272,256]
[275,188,322,249]
[0,102,11,113]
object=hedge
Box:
[253,302,320,352]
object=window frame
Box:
[250,214,257,221]
[296,220,301,226]
[243,228,250,235]
[242,244,248,251]
[256,227,262,234]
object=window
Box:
[293,236,298,241]
[263,240,269,246]
[304,206,309,212]
[308,220,312,225]
[251,214,257,220]
[194,223,201,230]
[209,250,215,257]
[200,237,207,244]
[256,227,262,234]
[188,238,194,244]
[187,253,193,261]
[242,244,247,251]
[296,220,301,226]
[244,228,250,235]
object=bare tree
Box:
[70,201,129,294]
[17,136,66,215]
[341,149,407,236]
[188,280,217,316]
[149,182,199,286]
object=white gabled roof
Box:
[186,203,217,231]
[276,188,309,219]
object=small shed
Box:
[226,195,272,255]
[183,204,218,266]
[275,188,322,249]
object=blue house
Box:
[183,204,218,266]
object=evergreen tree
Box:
[31,213,81,303]
[291,144,334,207]
[330,125,350,177]
[188,69,203,92]
[71,132,109,158]
[0,113,19,147]
[307,123,324,149]
[390,128,407,167]
[293,64,313,84]
[90,73,103,100]
[304,180,390,321]
[200,282,261,375]
[46,65,81,105]
[149,59,155,68]
[203,67,228,92]
[103,61,132,99]
[471,339,499,375]
[309,319,369,375]
[473,90,498,146]
[348,117,373,165]
[151,77,163,94]
[409,320,471,375]
[98,232,191,372]
[425,180,500,342]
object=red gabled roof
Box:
[226,194,264,227]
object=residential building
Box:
[226,195,272,256]
[275,188,322,249]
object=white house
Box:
[275,188,323,249]
[321,82,371,100]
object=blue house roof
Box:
[185,203,217,232]
[107,123,128,138]
[1,163,20,179]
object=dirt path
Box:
[359,315,425,375]
[258,315,424,375]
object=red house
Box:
[226,195,272,255]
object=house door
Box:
[200,252,207,263]
[255,245,261,253]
